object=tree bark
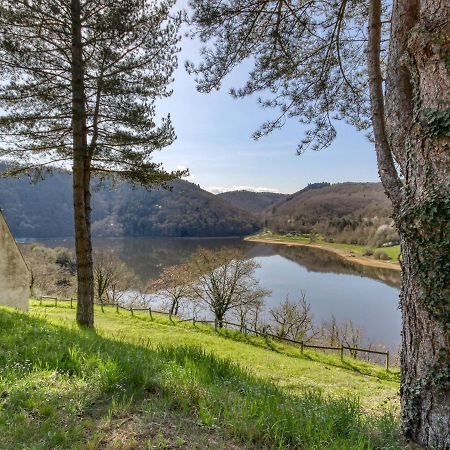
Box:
[71,0,94,327]
[369,0,449,446]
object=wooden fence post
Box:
[300,341,304,354]
[116,303,119,313]
[130,307,133,316]
[149,308,153,320]
[214,319,218,331]
[340,345,344,361]
[193,317,196,326]
[40,296,42,306]
[386,351,389,372]
[55,297,57,307]
[70,298,73,309]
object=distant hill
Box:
[0,168,260,238]
[264,182,394,245]
[217,190,287,215]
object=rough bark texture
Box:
[369,0,450,446]
[71,0,94,327]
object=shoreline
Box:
[245,236,401,272]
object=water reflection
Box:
[35,236,401,351]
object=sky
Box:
[152,34,380,195]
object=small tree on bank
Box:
[149,263,195,318]
[189,248,270,328]
[0,0,184,327]
[94,250,137,306]
[270,293,315,342]
[232,294,265,333]
[187,0,449,445]
[22,244,77,299]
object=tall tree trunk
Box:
[369,0,449,447]
[71,0,94,327]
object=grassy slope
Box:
[251,233,401,262]
[0,303,404,449]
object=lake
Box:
[36,236,402,352]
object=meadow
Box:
[0,302,405,449]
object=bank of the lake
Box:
[245,234,401,272]
[25,236,402,351]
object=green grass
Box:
[0,304,404,449]
[253,233,401,262]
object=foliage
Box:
[20,244,77,298]
[421,108,450,138]
[0,168,260,238]
[0,0,185,325]
[0,0,182,184]
[186,0,379,153]
[263,182,394,245]
[398,192,450,329]
[115,180,260,237]
[218,190,287,215]
[374,251,391,261]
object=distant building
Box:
[0,210,30,310]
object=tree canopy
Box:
[186,0,381,153]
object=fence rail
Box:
[37,296,390,371]
[212,320,390,371]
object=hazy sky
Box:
[154,35,380,195]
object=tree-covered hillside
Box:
[265,182,395,245]
[217,190,287,215]
[0,169,260,238]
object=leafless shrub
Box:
[93,250,137,306]
[188,248,271,328]
[269,292,316,342]
[232,296,265,333]
[21,244,77,298]
[148,263,196,318]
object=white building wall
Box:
[0,211,29,310]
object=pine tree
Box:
[186,0,449,446]
[0,0,183,327]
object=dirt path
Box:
[245,237,401,272]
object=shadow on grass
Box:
[97,304,399,383]
[35,302,399,383]
[4,306,404,449]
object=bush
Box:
[362,248,374,257]
[374,251,391,261]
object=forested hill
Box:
[265,182,391,223]
[264,182,393,245]
[0,169,260,238]
[217,190,287,215]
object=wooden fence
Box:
[38,296,390,372]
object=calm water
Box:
[36,237,402,351]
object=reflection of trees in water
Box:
[272,245,401,289]
[41,237,400,290]
[93,237,254,283]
